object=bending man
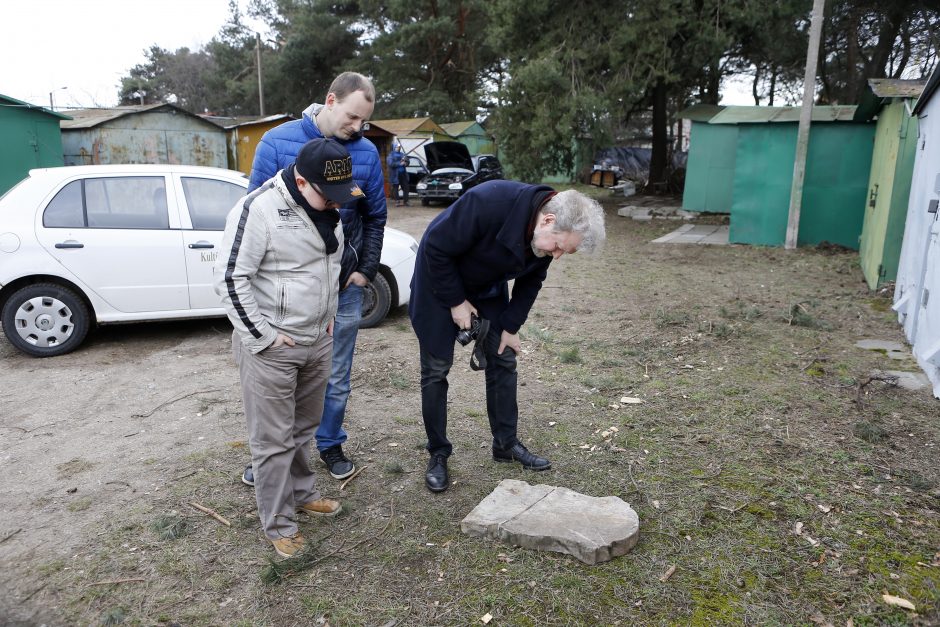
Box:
[409,180,606,493]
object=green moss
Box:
[67,496,92,512]
[689,586,743,625]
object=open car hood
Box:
[424,141,474,172]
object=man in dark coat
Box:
[409,180,606,492]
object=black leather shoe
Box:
[425,454,449,492]
[493,442,552,471]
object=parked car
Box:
[416,142,503,205]
[404,155,428,194]
[0,165,417,357]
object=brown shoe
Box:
[271,532,305,558]
[298,498,342,517]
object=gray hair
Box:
[542,190,606,254]
[327,72,375,103]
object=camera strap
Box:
[469,318,491,371]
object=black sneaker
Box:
[320,445,355,480]
[241,463,255,487]
[493,442,552,471]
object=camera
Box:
[456,314,488,346]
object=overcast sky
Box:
[0,0,758,111]
[0,0,255,110]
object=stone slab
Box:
[461,479,639,565]
[872,369,931,391]
[855,339,912,360]
[651,224,729,246]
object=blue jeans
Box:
[315,284,363,451]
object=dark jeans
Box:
[397,173,410,204]
[420,328,519,457]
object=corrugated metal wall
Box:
[62,111,226,168]
[893,97,940,398]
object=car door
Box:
[34,174,190,313]
[477,156,503,182]
[175,174,248,310]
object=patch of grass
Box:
[558,347,582,364]
[384,461,405,474]
[854,420,889,443]
[720,303,762,321]
[388,371,410,390]
[99,607,126,625]
[56,458,94,479]
[869,297,892,313]
[260,548,320,585]
[655,308,691,328]
[523,323,555,344]
[711,321,734,338]
[67,496,92,512]
[150,514,191,541]
[783,300,831,330]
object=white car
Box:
[0,165,417,357]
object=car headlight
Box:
[417,182,427,190]
[448,182,463,190]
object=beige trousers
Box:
[233,332,333,540]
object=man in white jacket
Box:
[215,138,363,558]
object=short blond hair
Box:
[327,72,375,103]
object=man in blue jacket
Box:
[386,143,409,206]
[410,180,606,493]
[243,72,386,483]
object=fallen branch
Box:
[133,389,222,418]
[340,466,367,490]
[289,500,396,588]
[855,373,899,408]
[713,501,750,514]
[0,528,22,544]
[87,578,146,587]
[188,501,231,527]
[659,564,677,582]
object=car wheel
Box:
[359,272,392,329]
[421,197,430,207]
[1,283,91,357]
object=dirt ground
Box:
[1,191,938,626]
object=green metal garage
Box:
[0,93,70,195]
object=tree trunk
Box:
[648,78,668,189]
[753,64,762,105]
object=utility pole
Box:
[785,0,826,249]
[49,86,67,111]
[256,32,265,117]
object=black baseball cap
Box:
[294,138,365,204]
